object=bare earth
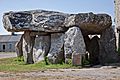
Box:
[0,68,120,80]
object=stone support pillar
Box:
[22,31,35,64]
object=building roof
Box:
[0,34,22,43]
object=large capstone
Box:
[47,33,64,64]
[33,35,50,62]
[64,13,112,35]
[64,26,86,65]
[99,27,119,64]
[3,10,112,35]
[3,10,68,32]
[22,31,35,64]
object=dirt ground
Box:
[0,53,120,80]
[0,67,120,80]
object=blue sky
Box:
[0,0,114,35]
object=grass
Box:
[0,57,76,72]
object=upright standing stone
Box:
[64,26,86,66]
[47,33,64,64]
[83,35,91,61]
[15,34,23,57]
[33,35,50,62]
[22,31,35,64]
[99,27,119,64]
[88,36,100,65]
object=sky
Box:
[0,0,114,35]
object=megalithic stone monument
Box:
[2,9,119,65]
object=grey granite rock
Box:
[64,13,112,34]
[33,35,50,62]
[64,26,86,65]
[99,27,119,64]
[3,10,68,32]
[15,34,23,57]
[22,31,35,64]
[47,33,64,64]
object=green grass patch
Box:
[0,57,74,72]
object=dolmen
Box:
[3,10,119,66]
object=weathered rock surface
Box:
[22,31,35,64]
[65,13,112,35]
[3,10,112,34]
[88,36,100,65]
[3,10,68,32]
[47,33,64,64]
[99,27,119,64]
[33,35,50,62]
[15,34,23,57]
[64,26,86,65]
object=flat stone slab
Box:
[3,10,112,34]
[3,10,68,32]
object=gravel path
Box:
[0,68,120,80]
[0,52,17,59]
